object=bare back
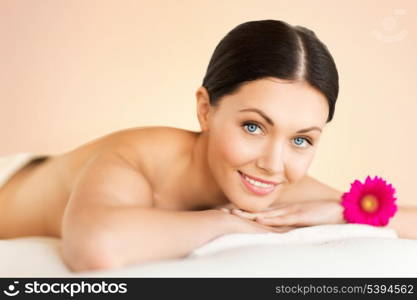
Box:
[0,127,200,239]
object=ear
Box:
[196,86,212,132]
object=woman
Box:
[0,20,415,272]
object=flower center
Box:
[360,194,379,213]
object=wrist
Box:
[333,200,347,224]
[203,209,236,236]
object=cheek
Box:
[286,152,315,182]
[211,127,258,166]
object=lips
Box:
[238,171,280,185]
[238,171,280,196]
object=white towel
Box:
[190,224,398,257]
[0,152,49,187]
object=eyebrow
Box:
[238,108,322,133]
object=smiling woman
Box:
[195,77,330,212]
[3,19,414,273]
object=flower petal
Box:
[342,176,397,226]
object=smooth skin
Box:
[0,77,415,272]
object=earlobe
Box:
[196,86,211,132]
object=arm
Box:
[262,174,417,239]
[62,151,275,272]
[275,174,343,205]
[62,151,232,272]
[65,206,232,272]
[281,175,417,239]
[387,205,417,239]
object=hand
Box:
[213,202,240,213]
[211,208,296,234]
[229,200,346,227]
[214,203,295,233]
[228,213,297,234]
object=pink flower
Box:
[341,175,398,226]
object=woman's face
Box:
[197,77,329,212]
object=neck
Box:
[186,130,229,210]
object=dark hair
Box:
[201,19,339,123]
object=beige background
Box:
[0,0,416,205]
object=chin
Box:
[241,202,270,213]
[229,196,272,212]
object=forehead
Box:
[217,77,329,126]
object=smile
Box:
[238,171,279,195]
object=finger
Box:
[266,203,302,214]
[220,208,231,213]
[231,209,258,220]
[232,204,298,219]
[256,214,300,226]
[264,203,291,211]
[231,209,284,221]
[231,208,282,219]
[254,208,289,218]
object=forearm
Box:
[276,174,343,205]
[63,207,230,272]
[386,205,417,239]
[328,197,417,239]
[266,174,417,239]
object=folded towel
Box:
[189,224,398,257]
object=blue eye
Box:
[241,121,314,148]
[293,137,312,148]
[242,122,262,134]
[246,124,258,133]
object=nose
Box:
[255,140,285,174]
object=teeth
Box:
[243,175,274,188]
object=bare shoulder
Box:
[59,126,197,197]
[62,127,197,211]
[113,126,203,209]
[85,126,197,157]
[103,126,198,177]
[67,150,155,211]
